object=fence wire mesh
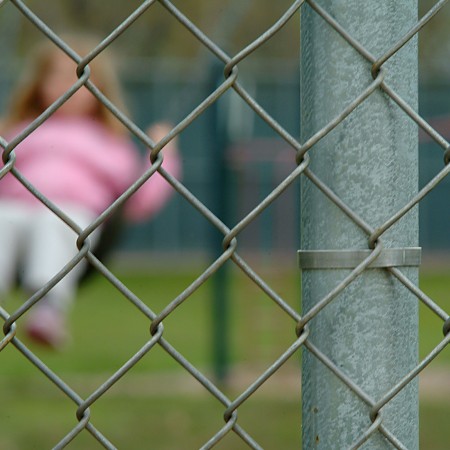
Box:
[0,0,449,449]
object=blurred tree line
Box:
[419,0,450,84]
[1,0,448,83]
[4,0,298,60]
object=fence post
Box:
[209,61,231,384]
[300,1,419,448]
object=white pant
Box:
[0,201,100,311]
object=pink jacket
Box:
[0,117,181,222]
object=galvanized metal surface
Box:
[0,0,448,448]
[298,248,422,269]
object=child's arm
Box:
[124,122,182,222]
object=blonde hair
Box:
[5,33,128,134]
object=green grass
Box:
[418,269,450,362]
[0,264,448,449]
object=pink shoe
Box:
[25,304,69,350]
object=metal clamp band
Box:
[298,247,421,269]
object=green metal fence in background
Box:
[0,38,448,260]
[121,72,450,260]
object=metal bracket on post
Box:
[298,247,422,270]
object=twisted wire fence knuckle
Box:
[201,411,238,450]
[223,405,238,424]
[76,60,90,80]
[368,233,380,250]
[369,405,381,424]
[149,144,165,163]
[223,60,237,80]
[75,404,91,422]
[444,146,450,165]
[75,233,91,253]
[0,330,15,350]
[1,143,15,165]
[0,155,13,172]
[370,61,382,80]
[443,317,450,336]
[1,311,17,347]
[295,149,309,167]
[2,316,13,335]
[221,233,237,253]
[348,415,383,450]
[295,320,308,338]
[149,318,164,337]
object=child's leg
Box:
[0,201,29,301]
[22,205,100,312]
[22,205,100,348]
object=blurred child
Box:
[0,35,181,349]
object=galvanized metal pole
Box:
[300,1,419,449]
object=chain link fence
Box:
[0,0,449,448]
